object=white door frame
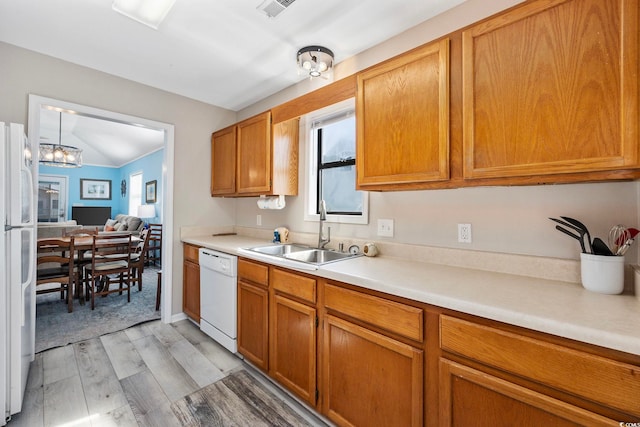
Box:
[28,94,175,323]
[38,174,69,222]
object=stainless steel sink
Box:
[243,244,361,266]
[248,243,311,256]
[283,249,357,264]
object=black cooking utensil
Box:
[554,225,586,253]
[592,237,614,256]
[560,216,593,254]
[550,218,587,253]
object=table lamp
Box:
[137,204,156,228]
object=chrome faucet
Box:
[318,199,331,249]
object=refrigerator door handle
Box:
[21,228,34,327]
[4,225,29,232]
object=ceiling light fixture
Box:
[112,0,176,29]
[297,46,334,79]
[39,111,83,168]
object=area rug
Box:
[171,370,313,427]
[35,265,161,353]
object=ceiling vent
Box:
[257,0,297,18]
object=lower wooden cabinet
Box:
[270,294,317,406]
[237,259,270,371]
[439,314,640,424]
[237,280,269,371]
[182,244,200,322]
[269,267,318,406]
[323,315,424,427]
[233,257,640,426]
[439,359,617,426]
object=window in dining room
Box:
[128,172,143,215]
[37,175,68,222]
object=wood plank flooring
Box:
[8,320,327,427]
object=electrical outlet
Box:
[458,223,472,243]
[377,219,394,237]
[256,214,262,226]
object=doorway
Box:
[27,95,174,326]
[37,175,68,223]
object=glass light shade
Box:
[297,46,334,78]
[39,143,83,168]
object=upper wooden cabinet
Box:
[356,38,450,190]
[210,112,299,197]
[210,125,236,196]
[462,0,639,180]
[236,112,272,194]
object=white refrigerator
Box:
[0,122,36,425]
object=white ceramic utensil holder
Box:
[580,253,624,294]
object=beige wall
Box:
[236,0,640,263]
[4,0,639,322]
[0,41,237,316]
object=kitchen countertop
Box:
[182,234,640,357]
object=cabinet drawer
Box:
[440,315,640,417]
[238,258,269,287]
[183,244,200,263]
[271,268,316,304]
[324,283,423,342]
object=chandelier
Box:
[39,111,83,168]
[297,46,334,78]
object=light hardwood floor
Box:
[8,320,327,427]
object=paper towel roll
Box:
[257,195,286,210]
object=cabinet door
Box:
[236,111,272,195]
[182,260,200,322]
[439,359,616,427]
[210,125,237,196]
[270,294,316,406]
[356,38,450,190]
[237,279,269,371]
[462,0,639,179]
[323,315,423,427]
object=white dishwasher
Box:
[199,248,238,353]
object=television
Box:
[71,206,111,226]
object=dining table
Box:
[37,233,141,305]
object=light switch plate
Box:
[377,219,394,237]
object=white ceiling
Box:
[3,0,466,167]
[39,107,164,168]
[0,0,465,112]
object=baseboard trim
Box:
[170,312,188,323]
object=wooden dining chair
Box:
[146,223,162,266]
[125,229,150,292]
[36,237,78,313]
[84,234,133,310]
[63,227,99,300]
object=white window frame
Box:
[38,174,68,222]
[303,98,369,225]
[128,171,143,216]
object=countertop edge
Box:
[182,235,640,357]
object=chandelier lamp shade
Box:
[297,45,334,78]
[39,111,83,168]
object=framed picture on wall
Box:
[145,180,157,203]
[80,179,112,200]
